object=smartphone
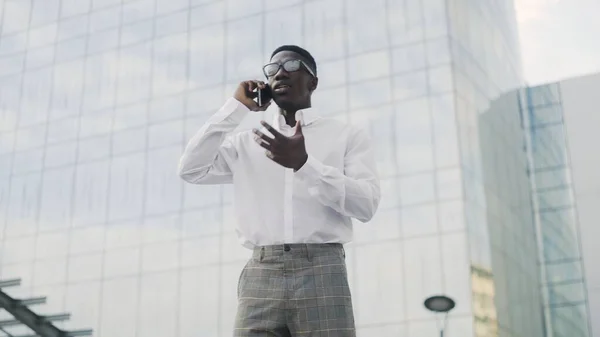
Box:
[257,85,272,107]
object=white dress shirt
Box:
[178,98,381,249]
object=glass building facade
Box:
[0,0,551,336]
[523,84,591,337]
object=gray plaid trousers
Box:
[234,243,356,337]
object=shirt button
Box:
[284,244,291,252]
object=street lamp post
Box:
[424,295,456,337]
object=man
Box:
[178,45,380,336]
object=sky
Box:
[515,0,600,85]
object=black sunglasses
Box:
[262,59,316,78]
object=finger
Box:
[260,121,286,140]
[256,100,272,112]
[252,129,275,144]
[256,81,266,89]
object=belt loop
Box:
[260,247,265,262]
[306,244,312,262]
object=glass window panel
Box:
[156,0,188,14]
[88,28,119,54]
[439,200,465,232]
[78,135,111,163]
[69,226,105,255]
[312,87,347,116]
[0,156,12,178]
[426,38,451,66]
[120,19,153,46]
[534,169,569,190]
[264,6,302,55]
[92,0,121,8]
[100,277,138,337]
[145,146,182,215]
[108,153,145,221]
[117,43,153,104]
[51,60,85,120]
[113,100,148,131]
[79,110,112,139]
[152,34,188,96]
[303,0,344,61]
[61,0,91,17]
[346,0,388,54]
[141,241,179,272]
[393,71,428,100]
[103,247,140,278]
[437,168,462,199]
[355,241,405,324]
[0,32,28,56]
[181,208,221,238]
[148,120,183,149]
[57,14,89,42]
[90,5,121,33]
[183,178,221,210]
[5,174,41,238]
[347,51,390,83]
[423,0,448,39]
[38,167,74,232]
[221,233,251,263]
[226,0,262,20]
[138,272,178,337]
[142,214,181,244]
[26,45,55,69]
[394,99,434,173]
[190,2,224,29]
[155,10,188,38]
[0,74,21,132]
[348,78,391,110]
[104,220,142,249]
[220,261,247,331]
[122,0,155,25]
[388,0,423,46]
[404,236,443,320]
[441,233,471,314]
[226,16,263,82]
[353,208,400,244]
[317,59,346,89]
[431,94,459,167]
[0,53,25,77]
[2,236,36,264]
[2,1,31,35]
[72,161,110,226]
[83,52,118,111]
[20,68,53,126]
[181,237,220,268]
[189,25,225,88]
[149,94,185,122]
[392,43,427,74]
[28,24,57,49]
[401,204,438,238]
[400,173,435,206]
[428,65,453,94]
[531,104,563,125]
[31,0,60,26]
[16,124,46,151]
[12,149,44,174]
[185,86,225,116]
[33,259,67,286]
[112,127,146,155]
[179,266,220,337]
[68,253,103,282]
[64,282,101,330]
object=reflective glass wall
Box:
[524,84,591,337]
[0,0,536,336]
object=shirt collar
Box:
[272,107,320,130]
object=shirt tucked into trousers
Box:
[235,244,355,337]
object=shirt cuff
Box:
[294,155,325,185]
[220,97,250,124]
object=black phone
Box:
[257,85,272,107]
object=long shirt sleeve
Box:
[294,127,381,223]
[178,98,249,184]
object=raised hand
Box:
[252,120,308,171]
[233,81,272,112]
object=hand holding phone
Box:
[233,81,272,111]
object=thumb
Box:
[295,120,303,135]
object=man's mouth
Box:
[273,84,291,94]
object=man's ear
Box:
[308,77,319,92]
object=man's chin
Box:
[273,96,296,110]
